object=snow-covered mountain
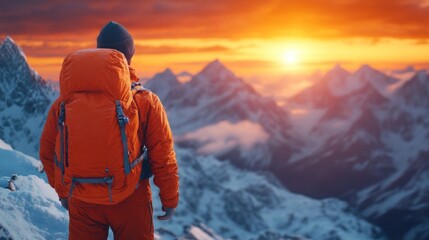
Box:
[287,65,429,239]
[0,36,57,157]
[145,60,429,239]
[145,60,298,168]
[284,65,396,197]
[0,138,385,240]
[396,70,429,108]
[291,65,397,108]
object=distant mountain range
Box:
[144,56,429,239]
[1,35,428,239]
[286,64,429,239]
[145,60,298,169]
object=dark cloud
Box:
[137,45,231,54]
[1,0,429,40]
[16,40,230,57]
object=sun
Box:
[282,49,300,65]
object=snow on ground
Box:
[0,139,12,151]
[0,141,68,240]
[152,148,384,240]
[0,137,384,239]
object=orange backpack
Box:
[53,49,147,205]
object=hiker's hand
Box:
[157,206,175,220]
[60,198,69,211]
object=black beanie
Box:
[97,21,135,64]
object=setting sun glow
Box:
[282,50,300,65]
[2,0,429,98]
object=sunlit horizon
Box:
[2,0,429,97]
[15,36,429,81]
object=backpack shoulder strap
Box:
[130,81,153,180]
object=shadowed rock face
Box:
[287,66,429,239]
[146,59,429,239]
[397,70,429,108]
[0,37,56,156]
[146,59,298,169]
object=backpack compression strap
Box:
[115,100,131,174]
[116,92,147,175]
[69,176,114,202]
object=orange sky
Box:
[2,0,429,96]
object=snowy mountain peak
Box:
[197,59,235,81]
[204,59,224,71]
[333,63,346,71]
[3,35,16,45]
[0,36,44,88]
[154,68,178,82]
[355,64,382,77]
[393,65,415,74]
[0,36,26,60]
[148,67,179,84]
[326,64,350,78]
[0,36,55,156]
[2,36,17,47]
[162,67,174,76]
[144,68,181,101]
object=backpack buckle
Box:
[117,115,129,126]
[115,101,129,126]
[104,177,113,184]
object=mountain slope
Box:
[0,36,57,157]
[287,66,429,239]
[0,138,385,240]
[145,60,298,169]
[0,139,68,240]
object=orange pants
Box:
[69,182,154,240]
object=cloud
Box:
[179,120,269,156]
[1,0,429,40]
[136,45,231,55]
[14,40,230,58]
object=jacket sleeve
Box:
[137,91,179,208]
[39,99,59,188]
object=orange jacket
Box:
[39,67,179,208]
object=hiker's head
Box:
[97,21,135,65]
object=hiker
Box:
[39,21,179,240]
